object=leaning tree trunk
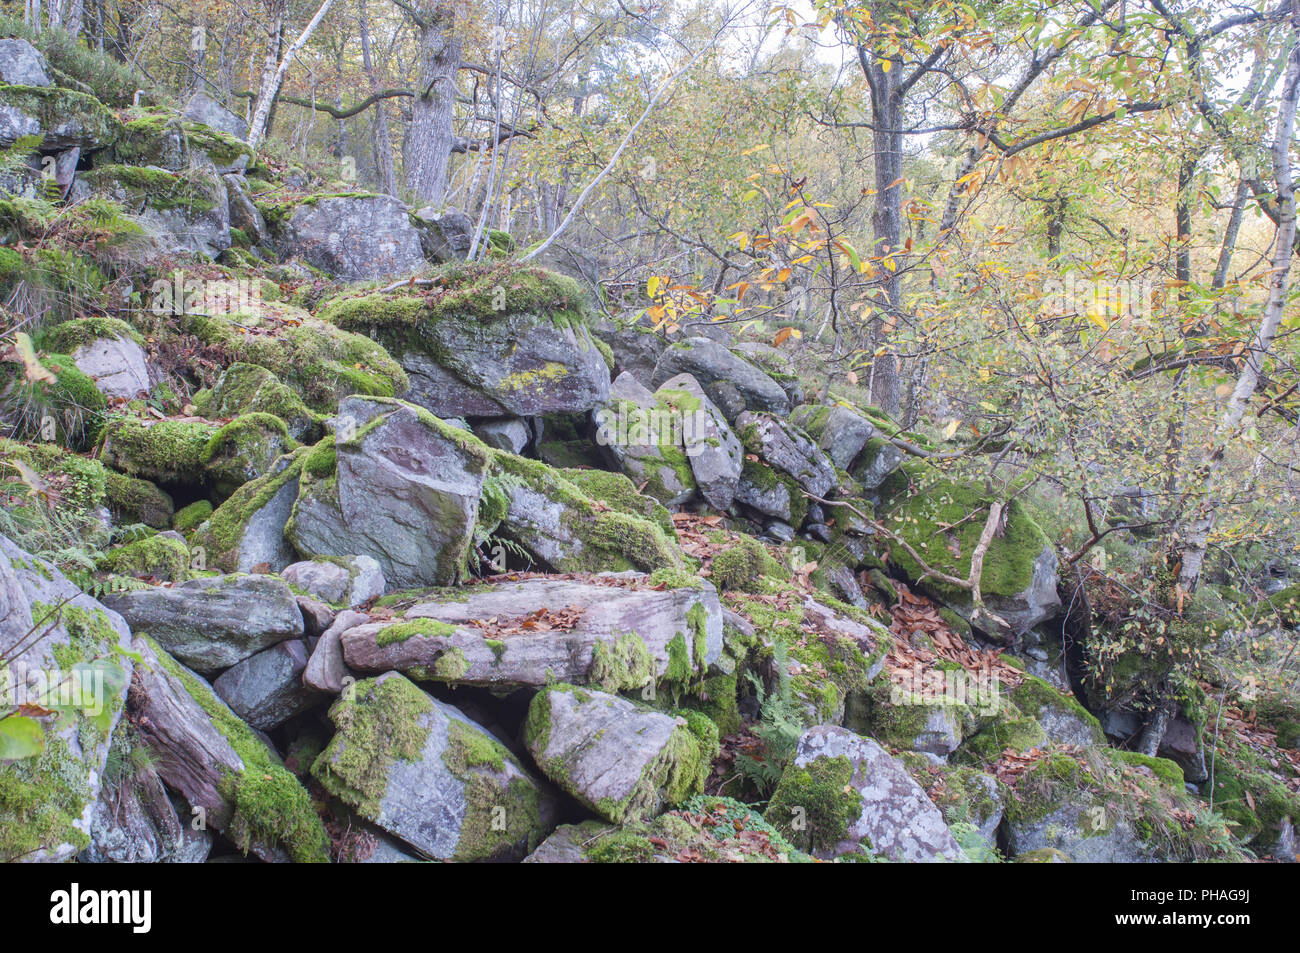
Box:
[1174,38,1300,595]
[404,3,461,206]
[247,0,336,153]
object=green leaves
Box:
[0,715,45,760]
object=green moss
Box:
[0,735,94,861]
[320,260,589,332]
[200,446,307,570]
[183,307,407,413]
[1111,750,1185,789]
[957,716,1045,765]
[665,632,694,686]
[301,436,337,478]
[103,471,174,529]
[375,618,458,647]
[765,755,863,855]
[40,316,143,352]
[0,83,121,148]
[589,633,656,692]
[879,467,1049,601]
[312,673,434,817]
[647,567,704,590]
[710,536,783,593]
[97,532,189,580]
[489,452,684,573]
[142,635,328,862]
[559,467,675,535]
[0,439,111,530]
[83,163,220,212]
[192,363,320,440]
[101,415,215,483]
[172,499,213,533]
[1011,675,1103,741]
[200,411,295,495]
[0,352,107,451]
[443,719,506,774]
[433,647,470,681]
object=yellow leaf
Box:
[14,332,56,384]
[941,419,960,440]
[647,276,661,298]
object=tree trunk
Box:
[247,0,337,153]
[360,0,396,196]
[865,50,902,416]
[403,2,461,206]
[1174,39,1300,595]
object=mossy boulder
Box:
[0,351,107,451]
[524,684,716,823]
[181,299,407,413]
[878,465,1060,641]
[192,362,320,441]
[319,260,610,418]
[126,634,329,862]
[1003,750,1242,862]
[172,499,213,533]
[790,402,876,470]
[200,412,296,499]
[0,83,122,150]
[97,531,190,581]
[41,317,149,401]
[848,676,976,757]
[198,447,307,573]
[594,371,698,505]
[1011,675,1104,747]
[80,163,230,258]
[651,335,791,421]
[901,753,1007,853]
[313,672,557,861]
[727,589,889,727]
[481,452,684,575]
[100,415,216,485]
[285,396,489,588]
[766,725,965,862]
[104,470,174,529]
[0,535,134,862]
[115,108,252,172]
[340,573,723,691]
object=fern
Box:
[735,640,805,795]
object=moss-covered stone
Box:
[878,464,1050,602]
[100,415,216,484]
[200,411,295,497]
[192,362,320,441]
[40,316,143,353]
[103,471,174,529]
[172,499,213,533]
[140,635,328,862]
[181,302,407,413]
[765,755,863,854]
[709,536,784,593]
[96,532,190,581]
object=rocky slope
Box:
[1,35,1297,864]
